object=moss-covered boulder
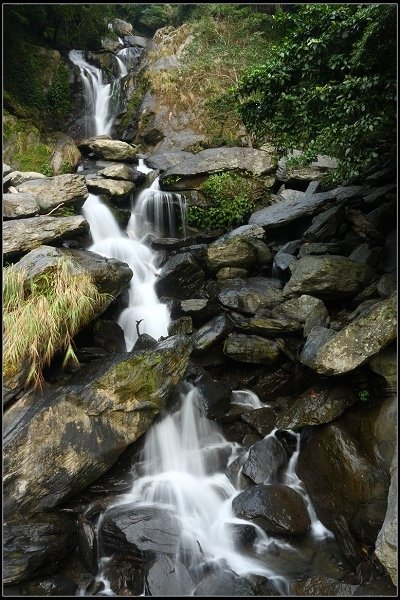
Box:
[300,294,397,375]
[206,237,258,271]
[3,335,192,519]
[223,333,280,364]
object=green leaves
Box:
[234,4,396,183]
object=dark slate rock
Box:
[179,298,220,324]
[225,452,252,490]
[101,506,181,558]
[299,327,336,369]
[366,200,396,236]
[217,224,266,242]
[276,385,356,430]
[227,523,257,549]
[168,316,193,335]
[241,407,277,436]
[302,205,345,242]
[232,484,311,535]
[242,436,288,483]
[192,370,232,419]
[92,319,127,353]
[155,252,205,300]
[365,165,396,185]
[362,183,397,207]
[349,243,384,269]
[277,239,301,255]
[151,236,195,251]
[377,274,397,298]
[194,569,255,596]
[223,334,280,364]
[292,576,359,596]
[3,575,79,597]
[193,313,235,353]
[272,252,297,281]
[3,513,77,585]
[77,515,97,575]
[133,333,158,350]
[217,277,283,315]
[382,228,396,274]
[102,555,144,596]
[298,242,344,257]
[145,555,194,596]
[146,151,194,173]
[231,312,302,337]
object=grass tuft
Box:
[3,258,113,390]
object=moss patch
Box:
[3,111,54,174]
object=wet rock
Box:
[155,253,205,300]
[178,298,219,324]
[302,205,345,242]
[242,432,263,448]
[85,176,135,199]
[160,147,274,190]
[91,320,127,354]
[101,36,123,53]
[362,183,397,206]
[145,555,194,596]
[232,484,311,535]
[216,267,248,280]
[301,294,397,375]
[152,236,195,250]
[3,513,77,584]
[206,237,258,271]
[224,334,280,364]
[123,34,148,48]
[275,385,356,430]
[375,449,397,585]
[77,515,97,575]
[3,192,40,219]
[217,223,266,242]
[382,228,396,274]
[193,314,234,353]
[223,421,254,444]
[102,556,144,596]
[377,274,397,298]
[4,336,192,518]
[283,255,374,299]
[3,216,89,261]
[298,241,344,257]
[231,312,303,337]
[272,252,297,281]
[225,452,252,489]
[168,316,193,335]
[194,569,255,596]
[298,423,390,545]
[217,277,283,315]
[78,137,138,162]
[192,370,231,419]
[101,506,180,557]
[242,436,288,484]
[272,294,330,338]
[349,243,383,269]
[241,407,276,437]
[228,523,257,548]
[132,333,158,351]
[277,239,301,255]
[3,574,79,597]
[15,174,88,211]
[292,576,359,596]
[146,151,194,172]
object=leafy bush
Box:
[3,259,112,389]
[235,4,396,182]
[186,173,257,231]
[47,62,71,116]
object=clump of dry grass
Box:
[3,258,112,389]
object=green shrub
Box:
[47,62,71,116]
[186,172,257,231]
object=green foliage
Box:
[3,112,54,175]
[119,3,196,34]
[186,173,257,231]
[47,62,71,116]
[358,389,370,403]
[3,259,112,390]
[235,4,397,182]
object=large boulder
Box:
[85,176,135,199]
[223,334,280,364]
[155,253,205,300]
[241,436,288,484]
[217,277,283,315]
[145,555,194,596]
[300,294,397,375]
[3,216,89,261]
[275,385,356,430]
[375,449,397,585]
[283,255,374,300]
[160,147,275,190]
[231,312,303,336]
[98,164,136,181]
[232,483,311,535]
[298,423,390,544]
[3,335,192,518]
[3,192,40,219]
[206,237,258,271]
[3,513,77,585]
[112,18,133,36]
[78,137,138,162]
[272,294,329,336]
[15,174,88,211]
[4,171,46,187]
[194,570,255,596]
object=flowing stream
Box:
[74,40,345,596]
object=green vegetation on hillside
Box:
[235,4,397,183]
[4,260,112,389]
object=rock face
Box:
[145,555,194,596]
[3,336,192,518]
[160,147,275,190]
[85,176,135,198]
[283,255,373,299]
[298,423,390,544]
[3,513,77,584]
[224,334,280,364]
[375,449,397,585]
[217,277,283,315]
[300,294,397,375]
[3,216,89,261]
[206,237,258,271]
[3,192,40,219]
[15,174,88,211]
[78,138,138,162]
[275,385,356,430]
[232,484,311,535]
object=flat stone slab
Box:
[3,193,40,219]
[15,174,88,211]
